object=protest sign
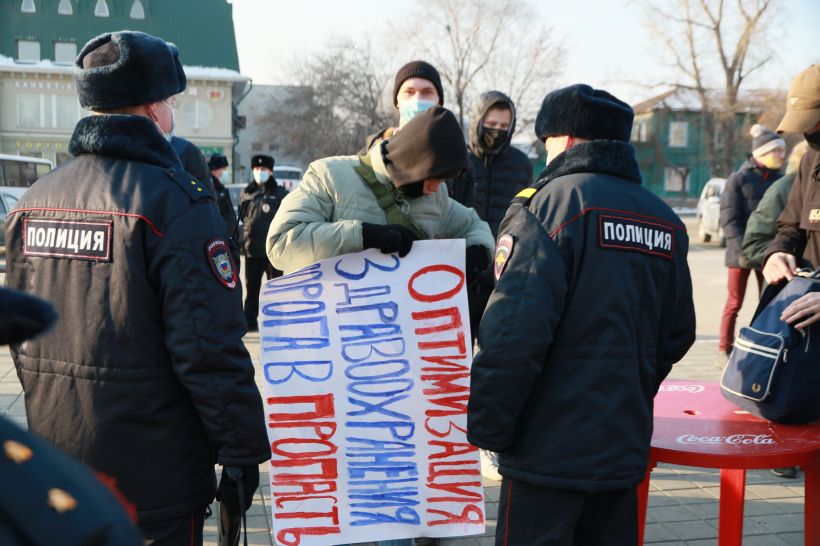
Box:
[259,239,485,545]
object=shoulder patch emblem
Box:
[494,234,514,281]
[206,238,237,289]
[598,215,674,259]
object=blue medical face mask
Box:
[220,170,230,184]
[154,99,175,142]
[398,98,437,126]
[253,169,271,184]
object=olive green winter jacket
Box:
[266,143,495,273]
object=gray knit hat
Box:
[750,124,785,158]
[74,31,186,111]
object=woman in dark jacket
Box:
[717,124,785,364]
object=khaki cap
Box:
[777,64,820,133]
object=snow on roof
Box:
[0,55,247,82]
[633,86,763,114]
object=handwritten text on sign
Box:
[260,240,485,546]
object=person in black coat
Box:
[468,85,695,546]
[717,124,785,365]
[208,153,238,237]
[240,154,288,330]
[4,31,269,546]
[448,91,532,347]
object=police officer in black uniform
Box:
[467,84,696,546]
[5,31,269,546]
[208,153,238,237]
[240,154,288,330]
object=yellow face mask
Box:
[757,154,784,170]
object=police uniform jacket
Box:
[211,173,238,238]
[468,140,696,492]
[720,157,780,268]
[240,178,288,257]
[765,148,820,268]
[5,114,270,523]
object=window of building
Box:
[21,0,36,13]
[668,121,688,148]
[129,0,145,19]
[181,100,213,130]
[17,94,42,127]
[55,95,81,128]
[94,0,110,17]
[663,167,690,193]
[16,93,80,129]
[17,40,41,62]
[54,42,77,64]
[251,142,263,151]
[58,0,73,15]
[631,120,649,143]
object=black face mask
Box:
[481,127,508,152]
[397,181,425,199]
[805,130,820,152]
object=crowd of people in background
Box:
[1,26,819,546]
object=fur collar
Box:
[69,114,183,170]
[535,140,642,187]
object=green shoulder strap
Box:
[353,155,428,240]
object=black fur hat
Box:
[208,153,229,170]
[251,155,274,170]
[74,31,187,111]
[535,84,634,143]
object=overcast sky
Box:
[231,0,818,106]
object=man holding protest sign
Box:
[265,106,493,546]
[5,31,269,546]
[468,84,696,545]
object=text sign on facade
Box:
[260,240,485,546]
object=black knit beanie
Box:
[392,61,444,107]
[383,107,467,187]
[74,31,186,111]
[535,84,634,142]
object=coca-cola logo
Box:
[675,434,775,445]
[659,384,705,393]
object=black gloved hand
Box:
[217,465,259,512]
[362,222,417,257]
[466,245,490,287]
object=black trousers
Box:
[244,256,281,328]
[495,477,638,546]
[140,508,207,546]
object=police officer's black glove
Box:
[217,465,259,512]
[466,245,490,287]
[361,222,417,257]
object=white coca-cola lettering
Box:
[676,433,775,445]
[659,384,705,393]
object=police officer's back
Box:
[4,31,269,545]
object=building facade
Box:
[0,0,247,172]
[631,87,761,201]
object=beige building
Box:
[0,57,248,168]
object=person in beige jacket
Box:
[267,107,494,278]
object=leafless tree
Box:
[257,38,394,164]
[646,0,778,176]
[390,0,564,129]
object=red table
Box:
[637,380,820,546]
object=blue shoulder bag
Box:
[720,269,820,424]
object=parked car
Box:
[273,165,303,192]
[697,177,726,246]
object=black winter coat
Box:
[468,141,696,491]
[211,174,238,237]
[5,115,270,523]
[720,157,780,267]
[240,179,288,257]
[765,148,820,268]
[448,91,532,237]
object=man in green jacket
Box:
[742,141,809,268]
[267,107,493,277]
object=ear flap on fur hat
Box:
[74,31,187,111]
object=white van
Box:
[0,154,54,200]
[274,165,303,192]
